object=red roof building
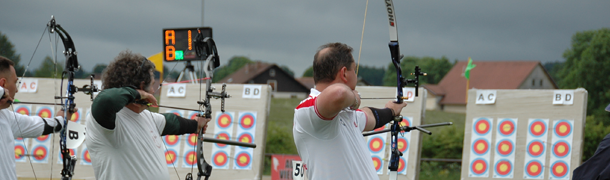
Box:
[423,61,557,113]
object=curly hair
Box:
[102,50,155,90]
[313,42,354,84]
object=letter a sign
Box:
[475,90,497,104]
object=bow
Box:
[48,16,99,180]
[12,16,98,180]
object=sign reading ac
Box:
[167,84,187,97]
[18,78,38,93]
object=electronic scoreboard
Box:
[163,27,212,62]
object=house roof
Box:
[296,77,315,89]
[218,62,274,83]
[425,61,546,105]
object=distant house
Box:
[218,62,310,98]
[424,61,558,113]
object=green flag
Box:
[465,57,476,80]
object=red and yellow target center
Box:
[17,108,29,115]
[188,134,197,146]
[84,151,91,162]
[499,121,514,135]
[372,157,382,171]
[397,138,407,152]
[552,162,568,177]
[14,146,25,158]
[478,123,487,132]
[398,158,406,172]
[34,147,46,160]
[165,135,179,145]
[243,118,252,126]
[526,161,542,176]
[39,111,50,118]
[475,120,490,134]
[214,152,228,166]
[498,141,513,155]
[473,140,488,154]
[220,117,230,125]
[472,159,487,174]
[496,161,511,175]
[70,112,80,122]
[400,119,410,127]
[165,151,177,164]
[554,142,570,157]
[185,151,197,165]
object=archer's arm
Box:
[91,87,140,130]
[4,109,65,138]
[158,113,199,136]
[315,84,360,120]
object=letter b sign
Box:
[553,90,574,105]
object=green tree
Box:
[0,31,26,76]
[382,56,453,86]
[92,64,108,74]
[212,56,253,82]
[557,28,610,123]
[33,56,63,77]
[357,65,385,86]
[542,61,564,84]
[302,66,314,77]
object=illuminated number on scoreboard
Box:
[165,30,175,61]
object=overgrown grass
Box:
[263,98,302,175]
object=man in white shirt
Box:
[0,56,68,180]
[293,43,407,180]
[86,50,210,180]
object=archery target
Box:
[529,120,547,137]
[15,105,31,115]
[498,119,516,136]
[214,132,230,148]
[69,108,82,123]
[554,121,572,137]
[400,118,410,127]
[372,156,383,173]
[552,141,570,158]
[474,118,491,135]
[237,132,254,144]
[82,148,91,164]
[187,134,197,146]
[165,135,180,146]
[188,111,199,120]
[525,160,543,178]
[32,145,48,161]
[368,137,385,153]
[494,160,512,177]
[239,112,256,130]
[397,137,408,152]
[550,160,569,178]
[35,135,50,142]
[36,106,53,118]
[527,141,545,157]
[472,139,490,155]
[167,110,184,117]
[234,151,252,168]
[397,157,406,174]
[496,140,514,156]
[184,150,197,166]
[15,145,26,160]
[58,149,76,164]
[470,158,488,175]
[212,151,229,167]
[165,149,178,165]
[217,113,233,129]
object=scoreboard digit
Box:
[163,27,212,62]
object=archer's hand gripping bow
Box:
[47,16,99,180]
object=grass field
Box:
[264,98,467,179]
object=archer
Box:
[85,50,211,180]
[0,56,72,180]
[293,43,407,180]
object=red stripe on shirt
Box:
[296,96,335,120]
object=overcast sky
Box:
[1,0,609,78]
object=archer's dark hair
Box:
[0,56,16,76]
[102,50,155,90]
[313,42,354,84]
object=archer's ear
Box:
[0,78,6,87]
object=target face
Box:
[496,140,514,156]
[552,141,570,158]
[472,139,489,155]
[212,151,229,167]
[525,160,543,177]
[36,135,50,142]
[397,138,408,152]
[165,150,178,165]
[235,152,252,168]
[474,118,491,135]
[187,134,198,146]
[527,141,545,157]
[238,133,254,144]
[189,112,199,119]
[15,145,25,159]
[33,146,48,161]
[529,120,547,137]
[217,113,232,129]
[554,121,572,137]
[165,135,179,146]
[471,159,488,175]
[400,118,410,127]
[498,120,516,136]
[184,150,197,166]
[398,158,406,173]
[37,107,53,118]
[214,132,230,148]
[372,156,382,172]
[551,161,569,178]
[368,137,384,153]
[494,160,512,176]
[70,110,80,122]
[16,106,30,115]
[239,113,256,129]
[83,149,91,163]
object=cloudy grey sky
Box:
[1,0,609,78]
